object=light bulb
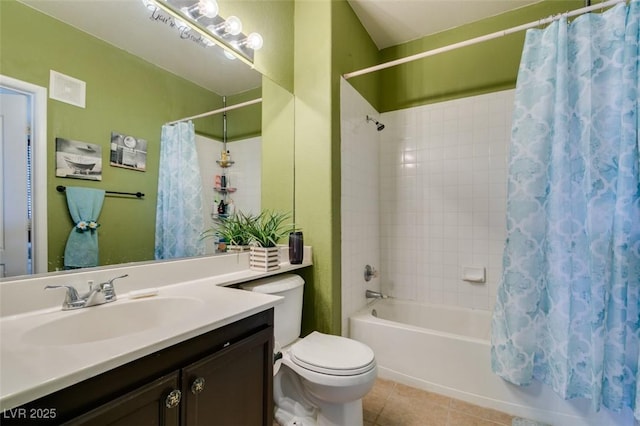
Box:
[181,0,218,20]
[197,0,218,18]
[244,32,263,50]
[224,16,243,36]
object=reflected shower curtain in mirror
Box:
[491,1,640,419]
[155,121,205,259]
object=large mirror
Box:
[0,0,295,278]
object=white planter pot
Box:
[249,246,280,271]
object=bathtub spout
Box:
[366,289,387,299]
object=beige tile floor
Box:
[363,378,515,426]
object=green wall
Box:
[220,0,295,92]
[332,0,380,111]
[221,1,295,215]
[294,0,334,334]
[223,87,263,142]
[261,78,295,214]
[373,0,584,111]
[293,0,379,335]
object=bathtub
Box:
[350,298,635,426]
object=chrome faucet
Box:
[45,274,128,310]
[365,289,387,299]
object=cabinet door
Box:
[64,372,181,426]
[182,327,273,426]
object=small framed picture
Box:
[110,132,147,172]
[55,138,102,181]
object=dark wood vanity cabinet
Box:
[4,309,274,426]
[64,372,181,426]
[182,327,273,425]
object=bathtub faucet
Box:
[365,289,387,299]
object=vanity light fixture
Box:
[147,0,263,64]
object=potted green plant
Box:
[246,210,292,271]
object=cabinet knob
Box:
[165,389,182,408]
[191,377,206,395]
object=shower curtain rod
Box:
[167,97,262,125]
[343,0,626,80]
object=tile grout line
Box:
[374,381,397,426]
[445,406,453,426]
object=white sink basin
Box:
[22,297,205,346]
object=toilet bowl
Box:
[241,275,377,426]
[277,331,377,425]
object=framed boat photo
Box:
[55,138,102,181]
[110,132,147,172]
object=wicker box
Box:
[249,246,280,271]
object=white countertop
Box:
[0,281,280,410]
[0,250,312,411]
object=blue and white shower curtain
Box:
[154,121,205,259]
[491,1,640,419]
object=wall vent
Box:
[49,70,85,108]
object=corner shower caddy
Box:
[212,96,237,219]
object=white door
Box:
[0,91,30,277]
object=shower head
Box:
[366,115,385,131]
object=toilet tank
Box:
[240,274,304,347]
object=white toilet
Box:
[241,274,377,426]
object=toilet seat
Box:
[289,331,376,376]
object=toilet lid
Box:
[289,331,375,376]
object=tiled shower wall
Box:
[341,82,514,327]
[341,79,381,334]
[378,90,514,311]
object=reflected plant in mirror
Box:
[201,211,256,251]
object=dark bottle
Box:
[289,231,303,264]
[217,199,226,215]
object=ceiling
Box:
[347,0,541,49]
[18,0,542,94]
